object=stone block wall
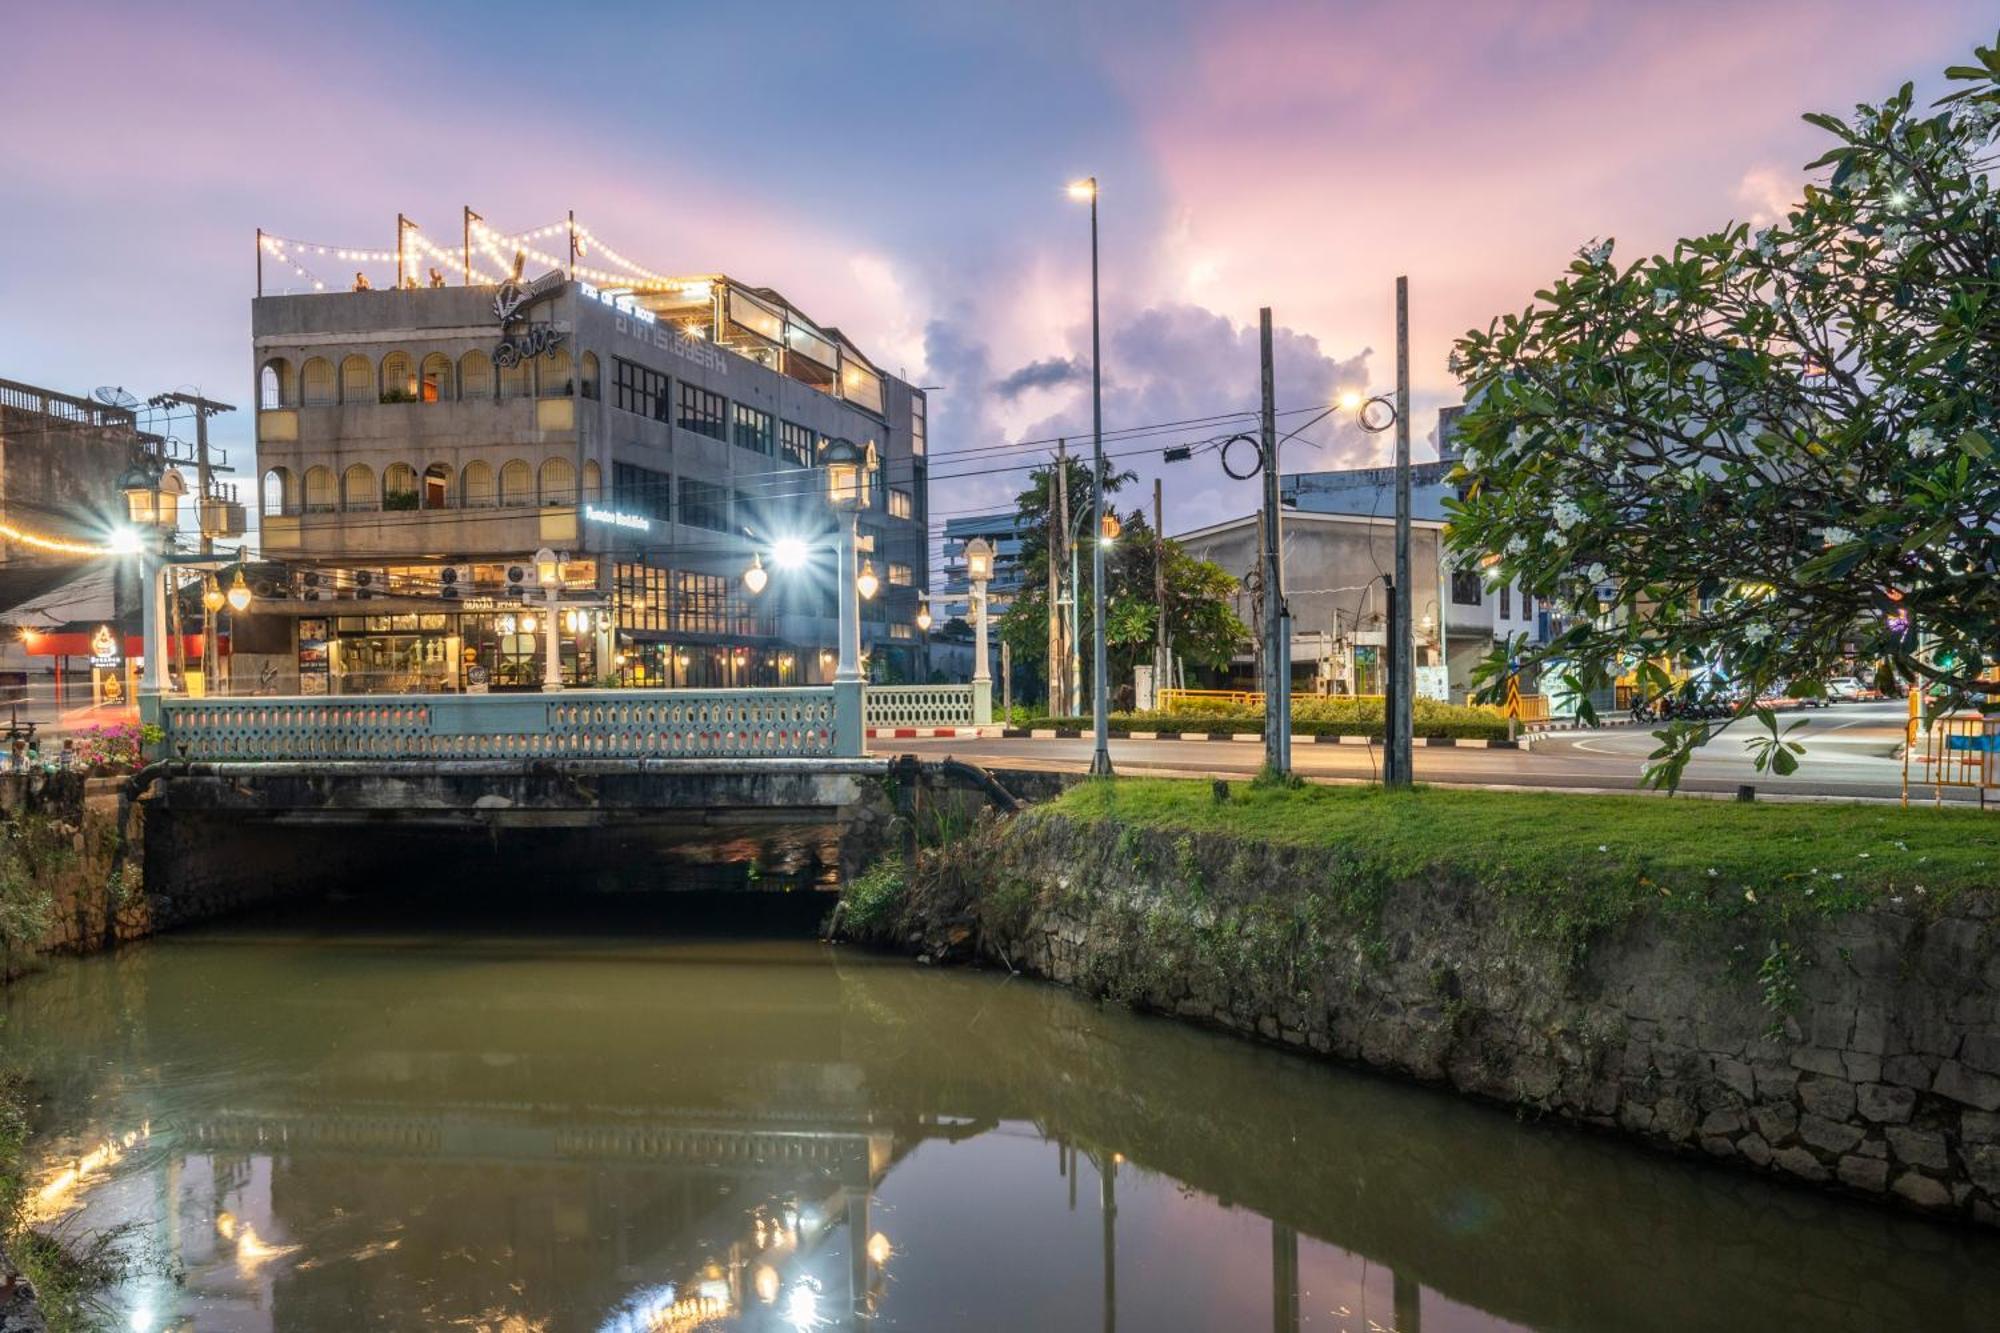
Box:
[862,812,2000,1227]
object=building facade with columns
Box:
[250,274,929,694]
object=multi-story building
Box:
[251,272,929,693]
[937,511,1029,623]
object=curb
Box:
[995,728,1518,751]
[866,726,995,739]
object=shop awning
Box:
[18,629,220,659]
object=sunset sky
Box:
[3,0,1993,546]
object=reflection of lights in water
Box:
[866,1232,893,1266]
[32,1123,150,1218]
[754,1265,781,1304]
[234,1224,302,1276]
[598,1282,735,1333]
[128,1308,154,1332]
[782,1278,823,1330]
[215,1210,238,1240]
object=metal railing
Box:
[864,683,975,728]
[154,687,849,761]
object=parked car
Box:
[1824,677,1865,701]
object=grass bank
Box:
[1036,696,1510,740]
[1045,778,1997,932]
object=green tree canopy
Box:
[1447,36,2000,785]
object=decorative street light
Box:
[119,461,181,695]
[964,536,994,725]
[226,567,252,613]
[743,551,769,596]
[534,545,565,691]
[916,603,933,632]
[1068,174,1112,776]
[823,438,866,694]
[856,560,880,602]
[203,575,225,615]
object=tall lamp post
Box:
[964,537,994,725]
[120,461,182,697]
[823,438,867,755]
[534,546,565,691]
[1068,175,1112,777]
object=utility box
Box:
[200,497,247,538]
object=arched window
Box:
[498,460,533,507]
[420,353,453,403]
[382,462,418,510]
[459,349,494,400]
[539,349,573,397]
[341,463,376,511]
[259,358,295,409]
[340,354,373,402]
[582,459,602,502]
[303,466,335,513]
[580,352,600,400]
[539,456,577,505]
[380,351,416,402]
[300,357,336,406]
[261,467,296,517]
[423,463,452,509]
[497,355,532,399]
[461,460,497,508]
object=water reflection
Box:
[7,917,2000,1331]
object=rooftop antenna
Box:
[91,386,140,412]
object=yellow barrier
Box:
[1903,710,2000,808]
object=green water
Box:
[5,906,1997,1331]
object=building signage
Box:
[494,324,566,367]
[88,623,120,669]
[584,505,651,533]
[581,281,728,377]
[493,271,566,323]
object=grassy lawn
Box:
[1047,778,2000,924]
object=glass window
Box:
[580,352,600,401]
[259,358,294,409]
[727,287,785,343]
[261,467,295,517]
[889,562,913,586]
[1499,583,1512,619]
[583,459,602,501]
[678,478,730,531]
[459,349,494,399]
[499,460,534,507]
[540,348,573,398]
[779,421,815,468]
[461,460,496,508]
[732,403,773,455]
[613,357,668,420]
[678,383,727,439]
[340,355,373,402]
[341,464,376,511]
[498,355,532,399]
[304,466,336,512]
[301,357,336,406]
[539,457,577,505]
[910,393,926,456]
[839,358,884,414]
[1450,568,1483,606]
[614,463,673,523]
[888,488,914,519]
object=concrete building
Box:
[938,510,1029,623]
[251,271,929,693]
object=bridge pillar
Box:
[833,680,864,757]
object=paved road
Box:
[880,702,1966,805]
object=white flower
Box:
[1742,623,1774,645]
[1857,852,1870,859]
[1580,237,1614,266]
[1831,872,1845,881]
[1586,562,1609,583]
[1509,426,1530,449]
[1505,535,1528,556]
[1754,227,1778,258]
[1867,487,1891,504]
[1706,868,1719,878]
[1909,426,1946,458]
[1598,844,1609,853]
[1552,499,1586,531]
[1815,526,1856,546]
[1652,286,1678,311]
[1744,889,1758,903]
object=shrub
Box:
[1034,697,1511,741]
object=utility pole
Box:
[396,212,409,289]
[1389,277,1414,787]
[463,206,481,286]
[567,208,577,280]
[1050,442,1070,716]
[1259,308,1289,777]
[1153,477,1168,704]
[153,392,236,693]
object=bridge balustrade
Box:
[862,683,976,729]
[153,687,849,762]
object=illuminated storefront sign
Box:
[584,505,651,532]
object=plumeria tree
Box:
[1447,36,2000,786]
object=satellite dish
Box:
[92,386,140,410]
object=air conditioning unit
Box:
[299,569,325,601]
[438,564,473,600]
[505,563,530,598]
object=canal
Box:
[6,891,1999,1332]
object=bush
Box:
[841,855,907,933]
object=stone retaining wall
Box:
[855,811,2000,1227]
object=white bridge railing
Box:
[863,683,977,729]
[152,687,859,761]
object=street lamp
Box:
[119,461,181,695]
[743,551,769,596]
[916,603,933,632]
[1069,174,1111,776]
[823,438,866,695]
[203,575,225,615]
[534,545,564,691]
[856,560,880,602]
[964,536,994,724]
[226,568,252,613]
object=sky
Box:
[2,0,1994,566]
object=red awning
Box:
[17,631,220,659]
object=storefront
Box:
[299,607,610,695]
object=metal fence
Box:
[154,688,847,761]
[863,683,975,728]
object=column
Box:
[833,514,864,755]
[971,580,992,724]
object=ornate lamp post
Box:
[535,546,565,691]
[120,461,182,696]
[964,536,994,725]
[1068,175,1112,775]
[823,438,867,754]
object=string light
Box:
[0,521,128,557]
